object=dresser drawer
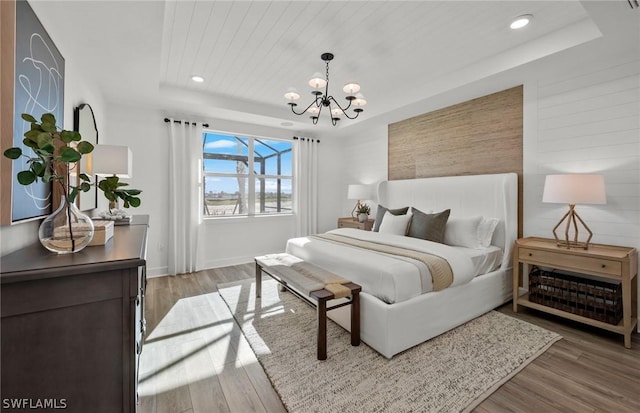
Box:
[519,248,621,277]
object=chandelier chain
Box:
[325,61,330,86]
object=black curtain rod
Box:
[164,118,210,128]
[293,136,320,143]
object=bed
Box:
[285,173,518,358]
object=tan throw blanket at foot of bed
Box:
[265,261,353,299]
[313,233,454,291]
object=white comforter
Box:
[285,228,475,304]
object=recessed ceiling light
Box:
[191,75,205,83]
[510,14,533,30]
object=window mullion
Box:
[248,138,255,215]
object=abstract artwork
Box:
[11,0,65,222]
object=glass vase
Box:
[39,195,95,254]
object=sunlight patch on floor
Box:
[138,291,260,396]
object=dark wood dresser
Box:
[1,215,149,413]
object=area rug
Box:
[218,279,561,413]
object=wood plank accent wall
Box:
[0,0,15,225]
[388,85,523,235]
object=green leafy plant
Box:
[3,113,142,210]
[356,203,371,215]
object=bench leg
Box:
[351,291,360,346]
[255,262,262,298]
[317,297,328,360]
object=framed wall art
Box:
[1,0,65,224]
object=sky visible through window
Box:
[203,132,293,195]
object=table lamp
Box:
[347,184,372,220]
[542,174,606,249]
[92,144,133,221]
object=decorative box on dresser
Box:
[0,215,149,413]
[513,237,637,348]
[337,217,374,231]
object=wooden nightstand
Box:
[337,217,374,231]
[513,237,638,348]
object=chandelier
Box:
[284,52,367,126]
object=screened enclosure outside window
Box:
[202,132,293,217]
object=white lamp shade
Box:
[348,184,372,200]
[542,174,606,205]
[343,81,360,94]
[353,93,367,107]
[284,87,300,101]
[308,72,327,89]
[92,144,133,178]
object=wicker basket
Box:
[528,266,622,325]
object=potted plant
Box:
[356,203,371,223]
[3,113,142,253]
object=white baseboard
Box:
[147,266,168,278]
[147,253,283,279]
[201,255,256,270]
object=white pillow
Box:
[378,211,412,236]
[444,216,500,249]
[444,216,483,248]
[478,217,499,247]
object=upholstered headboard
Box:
[377,173,518,270]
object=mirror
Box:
[73,103,98,211]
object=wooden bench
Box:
[254,254,361,360]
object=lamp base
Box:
[552,204,592,250]
[351,200,362,220]
[554,239,589,249]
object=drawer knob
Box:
[601,264,606,268]
[528,253,532,257]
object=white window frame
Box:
[202,130,293,218]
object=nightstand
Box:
[337,217,374,231]
[513,237,638,348]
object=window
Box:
[202,131,293,217]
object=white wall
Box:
[0,3,106,256]
[198,215,296,269]
[314,123,389,234]
[524,58,639,248]
[102,104,168,276]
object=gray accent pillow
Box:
[407,208,451,243]
[372,205,410,232]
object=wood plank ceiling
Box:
[28,0,600,132]
[159,0,589,125]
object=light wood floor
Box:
[139,264,640,413]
